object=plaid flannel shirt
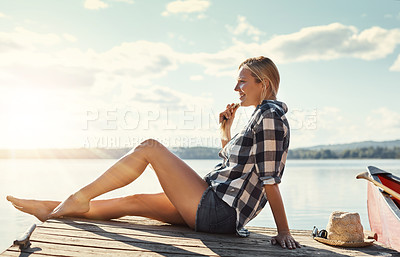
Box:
[204,100,290,237]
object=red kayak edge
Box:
[367,173,400,252]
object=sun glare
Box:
[3,89,62,149]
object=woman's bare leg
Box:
[47,139,208,228]
[7,193,186,225]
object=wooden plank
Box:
[30,228,397,257]
[1,217,399,257]
[38,220,264,245]
[41,217,307,243]
[3,242,182,257]
[39,218,398,256]
[29,234,220,256]
[32,224,390,256]
[33,227,258,249]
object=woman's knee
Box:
[131,139,164,158]
[140,138,162,148]
[136,139,163,150]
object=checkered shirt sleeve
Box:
[253,107,289,185]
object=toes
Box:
[6,195,17,203]
[47,213,60,220]
[11,203,23,210]
[47,208,63,219]
[47,212,57,219]
[7,196,22,206]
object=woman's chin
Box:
[239,99,258,107]
[239,97,251,106]
[239,101,249,107]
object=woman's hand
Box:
[264,185,300,249]
[271,231,301,249]
[219,103,239,147]
[219,103,239,130]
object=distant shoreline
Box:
[0,145,399,159]
[287,147,400,159]
[0,147,221,159]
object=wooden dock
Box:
[1,216,398,256]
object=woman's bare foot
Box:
[6,196,59,222]
[47,192,90,219]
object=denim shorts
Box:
[195,187,237,234]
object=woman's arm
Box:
[264,184,301,249]
[221,132,231,148]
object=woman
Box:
[7,56,300,249]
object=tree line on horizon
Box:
[0,146,399,159]
[287,146,400,159]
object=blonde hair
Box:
[239,56,280,103]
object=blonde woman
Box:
[7,56,301,249]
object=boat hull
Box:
[367,168,400,252]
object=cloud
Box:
[111,0,134,3]
[63,33,77,42]
[266,23,400,62]
[0,27,195,113]
[126,85,211,109]
[289,107,344,148]
[384,14,393,19]
[0,32,179,80]
[193,22,400,71]
[315,107,344,130]
[84,79,214,140]
[290,106,356,147]
[226,15,264,42]
[84,0,109,10]
[390,54,400,71]
[6,23,400,79]
[0,27,214,148]
[3,22,400,95]
[2,22,400,148]
[1,65,95,88]
[162,0,210,16]
[0,29,185,115]
[290,106,400,148]
[182,23,400,75]
[2,23,400,93]
[0,12,7,18]
[190,75,203,81]
[0,27,61,52]
[94,41,179,78]
[366,107,400,138]
[0,28,183,90]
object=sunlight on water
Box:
[1,158,399,253]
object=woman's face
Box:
[234,67,263,107]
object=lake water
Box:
[1,158,399,253]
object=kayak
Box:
[366,166,400,252]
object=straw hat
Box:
[313,211,374,247]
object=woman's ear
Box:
[262,79,270,88]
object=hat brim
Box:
[314,237,375,247]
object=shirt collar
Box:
[256,100,288,114]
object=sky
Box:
[0,0,399,149]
